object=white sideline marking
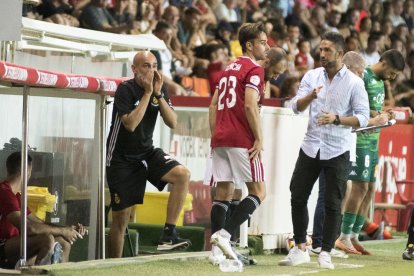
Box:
[274,262,364,275]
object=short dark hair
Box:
[6,151,32,176]
[321,31,346,52]
[297,39,310,48]
[205,43,227,60]
[154,21,171,33]
[380,49,405,71]
[238,22,266,53]
[368,33,381,43]
[184,6,201,17]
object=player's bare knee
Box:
[111,209,131,231]
[39,233,55,250]
[171,166,190,187]
[215,187,233,201]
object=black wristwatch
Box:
[155,93,164,100]
[333,115,341,125]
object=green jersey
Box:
[356,66,384,150]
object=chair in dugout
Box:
[374,161,413,231]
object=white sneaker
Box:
[208,245,226,265]
[330,248,349,259]
[310,247,348,259]
[210,230,238,260]
[318,251,334,269]
[310,247,321,255]
[278,246,311,266]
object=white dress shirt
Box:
[291,65,369,160]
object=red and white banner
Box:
[0,61,125,95]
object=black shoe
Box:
[402,244,414,260]
[157,230,191,251]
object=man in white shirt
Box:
[278,32,369,270]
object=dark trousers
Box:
[290,149,349,252]
[407,206,414,246]
[312,170,326,249]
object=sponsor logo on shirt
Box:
[349,170,357,176]
[114,193,121,204]
[250,75,260,86]
[151,96,159,106]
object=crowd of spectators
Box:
[22,0,414,111]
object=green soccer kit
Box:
[349,66,384,183]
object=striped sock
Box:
[224,195,261,236]
[211,200,230,234]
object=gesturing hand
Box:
[309,86,323,100]
[139,70,154,94]
[153,70,163,95]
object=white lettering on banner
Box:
[394,111,407,121]
[170,135,210,159]
[376,154,407,203]
[169,135,211,180]
[66,76,89,88]
[99,80,117,92]
[37,72,58,86]
[4,65,28,81]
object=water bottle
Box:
[218,259,243,272]
[378,221,385,240]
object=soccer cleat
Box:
[208,252,226,265]
[352,240,372,255]
[278,246,310,266]
[335,239,361,255]
[208,245,226,265]
[310,247,348,258]
[210,230,238,260]
[402,244,414,260]
[318,251,334,269]
[157,229,191,251]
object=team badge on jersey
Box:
[151,96,160,106]
[250,75,260,86]
[114,193,121,204]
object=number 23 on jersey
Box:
[217,76,237,110]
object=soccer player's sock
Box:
[224,195,261,236]
[228,200,240,242]
[351,214,365,242]
[340,212,357,239]
[211,200,230,234]
[163,223,176,237]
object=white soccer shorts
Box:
[211,147,265,183]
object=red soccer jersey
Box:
[211,56,264,149]
[0,181,30,240]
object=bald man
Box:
[106,51,191,258]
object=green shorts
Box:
[349,147,378,183]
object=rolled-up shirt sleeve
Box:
[291,71,311,114]
[351,78,370,127]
